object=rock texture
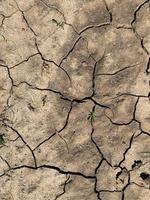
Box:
[0,0,150,199]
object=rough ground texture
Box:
[0,0,150,199]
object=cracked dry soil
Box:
[0,0,150,200]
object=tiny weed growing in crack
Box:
[0,133,6,146]
[87,106,96,124]
[52,19,65,29]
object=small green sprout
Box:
[0,133,6,145]
[87,106,96,124]
[52,18,65,29]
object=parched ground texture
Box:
[0,0,150,199]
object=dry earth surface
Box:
[0,0,150,199]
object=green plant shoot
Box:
[0,133,6,145]
[87,106,96,124]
